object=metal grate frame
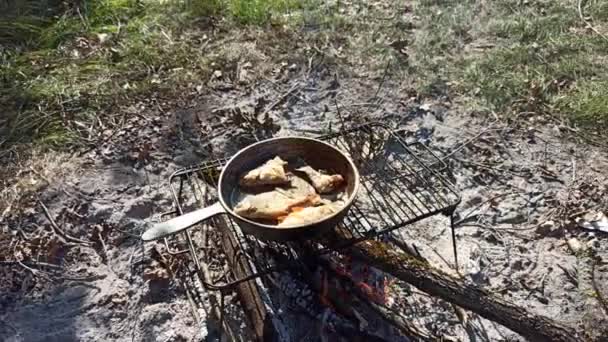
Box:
[162,123,461,291]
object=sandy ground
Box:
[1,62,607,341]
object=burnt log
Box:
[314,255,439,341]
[217,217,278,342]
[332,230,581,342]
[190,157,276,341]
[269,250,405,341]
[295,265,397,341]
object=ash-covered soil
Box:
[2,63,607,342]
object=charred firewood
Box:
[192,164,280,341]
[330,229,581,342]
[313,255,438,342]
[266,248,406,341]
[265,266,391,342]
[216,217,280,342]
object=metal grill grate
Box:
[163,123,461,290]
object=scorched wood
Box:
[332,230,580,342]
[314,255,438,341]
[269,250,401,341]
[217,218,277,342]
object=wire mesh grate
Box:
[164,123,460,290]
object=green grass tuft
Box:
[463,41,603,110]
[558,80,608,128]
[227,0,303,25]
[0,0,320,148]
[2,0,607,150]
[412,0,608,131]
[1,0,200,147]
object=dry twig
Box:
[38,199,92,246]
[97,230,109,263]
[19,260,51,278]
[577,0,608,42]
[440,124,501,161]
[258,83,301,121]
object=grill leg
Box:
[450,210,459,273]
[219,291,225,342]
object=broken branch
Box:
[333,230,580,342]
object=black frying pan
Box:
[141,137,360,242]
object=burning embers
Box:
[328,254,394,306]
[265,250,406,341]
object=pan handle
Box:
[141,202,225,241]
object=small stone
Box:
[237,68,249,84]
[212,70,222,79]
[588,238,600,249]
[497,211,527,224]
[97,33,110,44]
[566,238,582,253]
[529,193,544,205]
[535,220,558,236]
[420,103,432,111]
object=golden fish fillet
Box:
[278,204,341,227]
[234,175,319,220]
[296,166,344,193]
[239,156,289,187]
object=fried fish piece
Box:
[239,156,289,187]
[296,166,344,193]
[234,192,320,220]
[278,203,341,227]
[234,175,319,220]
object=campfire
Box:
[157,123,578,341]
[157,123,457,340]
